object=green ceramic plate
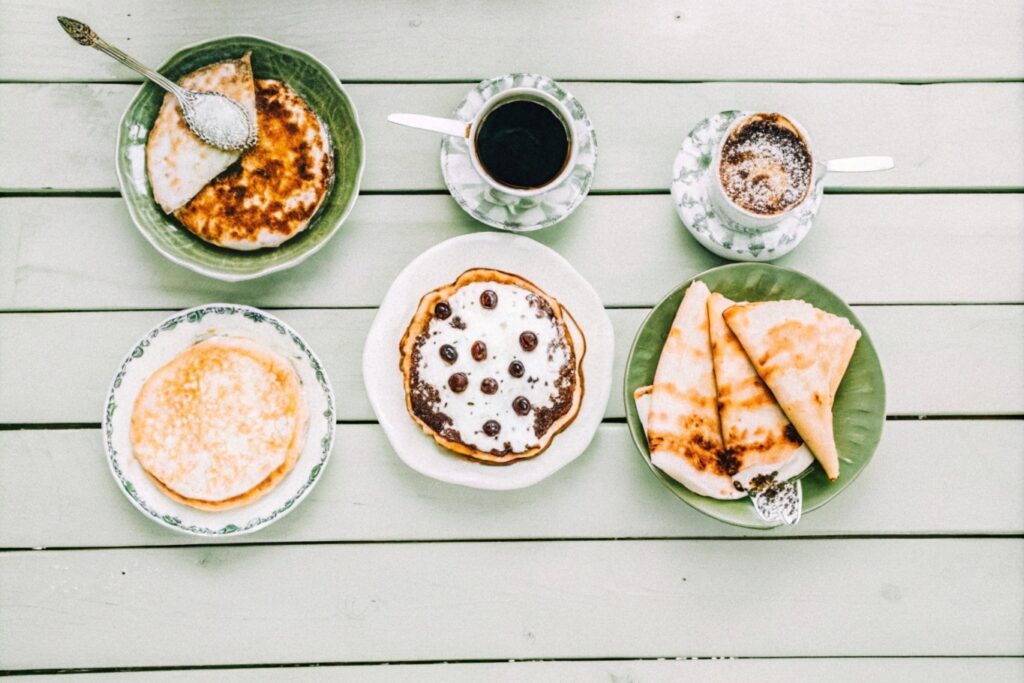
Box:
[624,263,886,529]
[115,36,365,281]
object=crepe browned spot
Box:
[130,336,308,509]
[645,281,742,499]
[723,300,860,480]
[707,293,813,488]
[146,53,257,214]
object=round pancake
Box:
[174,79,335,250]
[130,336,307,507]
[400,269,585,464]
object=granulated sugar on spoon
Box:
[57,16,257,152]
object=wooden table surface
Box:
[1,1,1022,679]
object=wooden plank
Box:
[3,1,1021,82]
[1,306,1021,424]
[2,195,1022,311]
[3,82,1023,192]
[1,539,1020,669]
[1,421,1020,548]
[10,658,1024,682]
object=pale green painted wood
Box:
[12,658,1024,682]
[3,1,1022,82]
[1,421,1020,548]
[3,82,1023,192]
[0,306,1020,424]
[1,540,1020,669]
[2,195,1022,310]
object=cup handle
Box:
[387,113,470,138]
[825,156,895,174]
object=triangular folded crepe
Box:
[723,300,860,480]
[644,281,742,499]
[706,293,813,489]
[146,52,257,214]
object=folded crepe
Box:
[706,293,813,489]
[146,52,257,214]
[643,281,742,499]
[723,300,860,480]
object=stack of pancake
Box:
[146,53,334,250]
[635,280,860,499]
[130,337,308,510]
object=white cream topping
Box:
[414,282,572,454]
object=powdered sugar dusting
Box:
[719,113,812,216]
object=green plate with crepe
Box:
[115,36,364,281]
[624,263,886,529]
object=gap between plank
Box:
[1,188,1022,198]
[1,534,1021,554]
[3,654,1021,678]
[0,415,1021,431]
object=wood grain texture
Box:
[10,658,1024,681]
[1,195,1022,311]
[1,306,1020,424]
[2,82,1022,192]
[1,540,1021,669]
[1,421,1021,548]
[4,1,1022,81]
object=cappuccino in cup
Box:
[711,112,815,232]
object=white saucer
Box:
[440,73,597,232]
[671,110,825,261]
[363,233,614,490]
[103,304,336,536]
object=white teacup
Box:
[709,111,894,234]
[389,87,577,198]
[709,112,817,234]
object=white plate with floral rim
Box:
[441,73,597,232]
[102,304,335,536]
[362,232,614,490]
[671,110,825,261]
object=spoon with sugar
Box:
[57,16,257,152]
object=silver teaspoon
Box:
[57,16,257,152]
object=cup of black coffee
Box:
[467,88,576,196]
[388,87,577,197]
[710,112,816,233]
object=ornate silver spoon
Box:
[57,16,257,152]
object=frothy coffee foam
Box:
[719,113,812,216]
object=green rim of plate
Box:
[623,263,886,529]
[115,35,365,281]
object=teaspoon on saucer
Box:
[57,16,257,152]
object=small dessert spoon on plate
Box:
[57,16,257,152]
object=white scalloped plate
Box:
[363,233,614,490]
[102,304,336,536]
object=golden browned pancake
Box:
[146,53,257,214]
[130,336,308,510]
[174,79,334,250]
[400,269,585,464]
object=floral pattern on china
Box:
[441,73,597,232]
[672,110,825,262]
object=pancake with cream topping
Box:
[400,269,584,464]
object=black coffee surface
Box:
[475,100,569,189]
